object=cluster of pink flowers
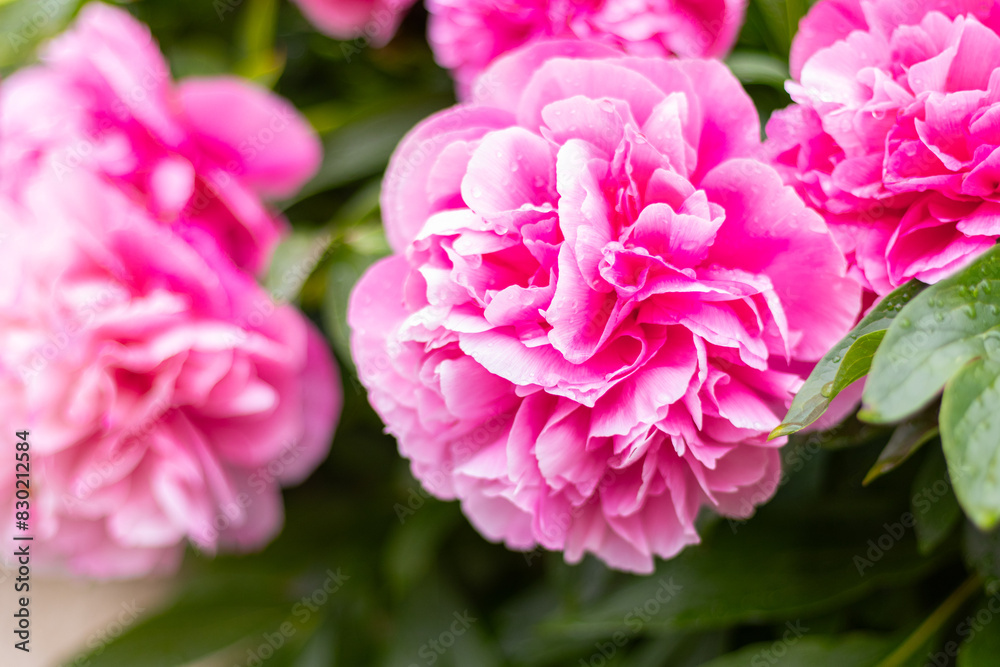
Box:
[293,0,746,96]
[427,0,748,96]
[767,0,1000,294]
[0,4,340,578]
[11,0,998,579]
[351,41,860,572]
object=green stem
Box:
[785,0,805,46]
[237,0,280,84]
[875,574,982,667]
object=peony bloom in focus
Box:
[0,166,341,579]
[766,0,1000,294]
[0,3,321,274]
[290,0,418,45]
[350,41,860,573]
[428,0,748,97]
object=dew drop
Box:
[472,186,483,198]
[935,312,945,322]
[966,304,978,319]
[899,318,912,328]
[985,333,1000,359]
[820,382,835,398]
[832,355,842,363]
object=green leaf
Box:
[321,218,390,368]
[534,507,944,638]
[911,446,961,555]
[861,246,1000,425]
[835,330,887,396]
[381,575,502,667]
[958,613,1000,667]
[294,101,446,201]
[0,0,83,70]
[940,357,1000,530]
[77,578,307,667]
[726,50,789,89]
[752,0,793,54]
[264,228,335,303]
[863,407,939,486]
[235,0,284,86]
[699,634,891,667]
[784,0,808,46]
[964,522,1000,595]
[772,280,925,439]
[383,501,461,599]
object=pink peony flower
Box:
[0,3,321,274]
[290,0,418,45]
[428,0,748,97]
[766,0,1000,294]
[350,41,860,573]
[0,163,341,579]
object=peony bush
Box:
[9,1,1000,664]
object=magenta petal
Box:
[178,77,321,198]
[383,106,515,253]
[702,159,861,360]
[789,0,867,79]
[461,127,556,216]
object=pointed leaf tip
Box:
[769,423,802,440]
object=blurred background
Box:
[0,0,988,665]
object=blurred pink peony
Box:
[290,0,418,45]
[350,42,860,573]
[428,0,748,97]
[0,3,321,274]
[766,0,1000,294]
[0,164,341,579]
